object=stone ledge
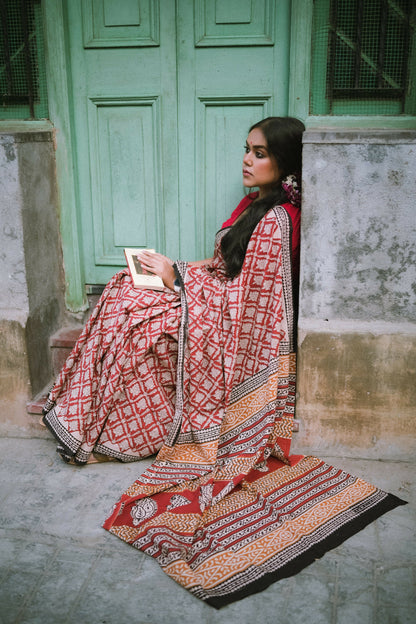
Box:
[303,128,416,144]
[298,320,416,338]
[50,326,83,348]
[0,120,54,142]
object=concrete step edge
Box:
[50,326,83,348]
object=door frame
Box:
[43,0,311,312]
[43,0,88,311]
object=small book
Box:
[124,248,165,290]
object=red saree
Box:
[42,280,182,462]
[102,207,405,607]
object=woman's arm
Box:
[188,258,212,267]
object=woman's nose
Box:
[243,151,251,165]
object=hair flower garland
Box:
[282,173,301,208]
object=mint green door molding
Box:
[48,0,291,295]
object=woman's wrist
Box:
[163,265,175,290]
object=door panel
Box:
[66,0,178,284]
[81,0,159,47]
[87,96,163,264]
[198,99,270,257]
[177,0,290,260]
[65,0,290,284]
[194,0,275,47]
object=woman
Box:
[45,117,405,608]
[43,116,303,465]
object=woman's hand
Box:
[137,251,176,291]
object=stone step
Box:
[26,326,83,416]
[50,326,83,377]
[26,390,50,416]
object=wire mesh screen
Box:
[310,0,416,115]
[0,0,48,119]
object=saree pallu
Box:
[103,207,406,607]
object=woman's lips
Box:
[243,170,252,176]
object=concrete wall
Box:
[0,126,66,434]
[295,129,416,460]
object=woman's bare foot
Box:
[67,452,117,465]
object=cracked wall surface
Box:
[295,130,416,460]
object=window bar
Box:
[377,0,388,89]
[327,0,338,113]
[354,0,364,89]
[0,0,13,97]
[20,0,34,117]
[400,4,413,110]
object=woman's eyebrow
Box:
[246,142,268,150]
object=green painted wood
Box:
[177,0,290,262]
[288,0,313,121]
[198,99,271,257]
[55,0,291,287]
[309,0,330,116]
[46,0,416,304]
[42,0,88,312]
[103,0,141,26]
[64,0,178,284]
[194,0,275,46]
[405,13,416,116]
[87,96,163,261]
[82,0,159,47]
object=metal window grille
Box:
[311,0,416,115]
[0,0,48,119]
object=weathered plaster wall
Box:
[0,126,66,434]
[0,134,29,322]
[295,129,416,460]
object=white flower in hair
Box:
[282,173,301,207]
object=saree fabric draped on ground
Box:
[43,203,405,607]
[99,207,405,607]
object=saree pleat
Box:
[43,272,182,462]
[103,207,406,607]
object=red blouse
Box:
[221,192,301,281]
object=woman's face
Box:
[242,128,281,198]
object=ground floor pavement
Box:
[0,436,414,624]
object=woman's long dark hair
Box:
[221,116,305,279]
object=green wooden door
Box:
[65,0,291,285]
